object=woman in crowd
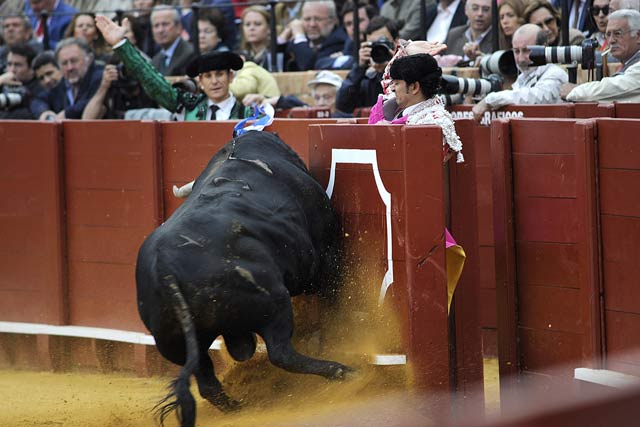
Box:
[498,0,526,50]
[238,6,281,72]
[589,0,611,50]
[198,8,229,53]
[65,12,111,62]
[523,0,585,46]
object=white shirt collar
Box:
[207,93,237,120]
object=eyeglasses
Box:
[605,29,632,39]
[590,5,610,16]
[535,16,556,28]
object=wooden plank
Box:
[513,153,576,198]
[67,226,147,265]
[515,197,579,243]
[597,119,640,169]
[511,120,576,154]
[603,260,640,314]
[478,246,496,289]
[601,215,640,265]
[516,242,579,288]
[66,189,157,227]
[518,285,582,333]
[605,311,640,366]
[519,327,583,375]
[599,169,640,217]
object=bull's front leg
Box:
[259,299,353,380]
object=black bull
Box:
[135,131,352,426]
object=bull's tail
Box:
[154,275,200,427]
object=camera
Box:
[528,38,600,70]
[369,37,395,64]
[441,74,503,97]
[0,85,28,110]
[479,50,517,77]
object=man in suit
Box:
[425,0,468,43]
[150,5,195,76]
[24,0,77,49]
[35,37,104,120]
[284,0,350,70]
[444,0,494,62]
[0,15,43,71]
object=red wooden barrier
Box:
[596,119,640,377]
[0,122,66,324]
[309,124,450,395]
[492,118,602,406]
[62,121,162,332]
[574,103,616,118]
[614,103,640,118]
[161,119,339,218]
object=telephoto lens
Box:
[441,74,503,96]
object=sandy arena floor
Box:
[0,357,499,427]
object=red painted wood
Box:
[63,121,161,331]
[605,311,640,374]
[0,122,66,324]
[518,285,582,333]
[599,170,640,217]
[449,119,484,402]
[519,328,583,375]
[512,153,577,198]
[574,102,615,118]
[597,119,640,169]
[614,103,640,118]
[511,120,576,154]
[516,242,580,288]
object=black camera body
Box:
[0,85,29,110]
[528,38,600,70]
[369,37,395,64]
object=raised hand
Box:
[95,15,127,46]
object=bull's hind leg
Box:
[195,350,240,412]
[260,299,352,379]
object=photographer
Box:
[472,24,568,121]
[336,16,399,114]
[0,43,45,120]
[561,9,640,102]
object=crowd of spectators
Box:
[0,0,639,121]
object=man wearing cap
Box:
[96,15,251,120]
[307,70,348,117]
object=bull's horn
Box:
[173,181,195,198]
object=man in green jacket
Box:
[95,14,251,121]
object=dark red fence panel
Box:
[596,119,640,377]
[0,122,66,324]
[574,103,616,118]
[63,121,162,332]
[309,124,450,394]
[614,104,640,118]
[449,119,485,402]
[492,119,602,404]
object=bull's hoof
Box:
[209,393,242,413]
[329,364,356,380]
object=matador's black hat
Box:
[389,53,442,85]
[186,51,244,77]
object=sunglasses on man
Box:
[590,5,610,16]
[535,16,556,28]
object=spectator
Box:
[25,0,78,49]
[197,8,229,54]
[380,0,424,40]
[498,0,526,50]
[551,0,594,34]
[0,43,45,119]
[610,0,640,12]
[130,0,159,58]
[472,24,568,121]
[425,0,469,44]
[96,15,252,120]
[35,37,104,120]
[150,5,195,76]
[336,16,400,114]
[32,51,62,90]
[445,0,494,63]
[0,15,44,71]
[283,0,350,71]
[238,6,282,71]
[561,9,640,102]
[589,0,611,50]
[64,12,111,62]
[230,56,281,103]
[341,1,377,44]
[523,1,585,46]
[275,1,305,36]
[340,1,379,64]
[307,70,346,116]
[180,0,238,51]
